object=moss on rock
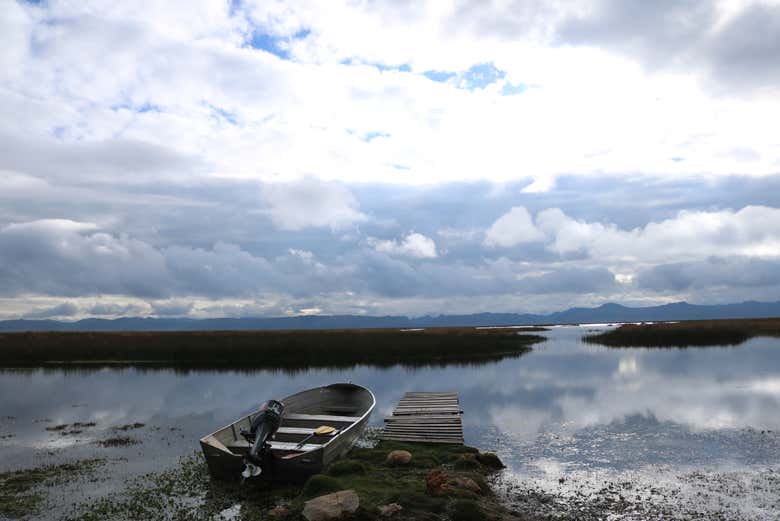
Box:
[450,498,486,521]
[326,460,367,477]
[300,474,344,500]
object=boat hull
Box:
[200,383,375,482]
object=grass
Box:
[0,459,105,518]
[287,441,500,518]
[63,442,515,520]
[95,437,139,448]
[0,328,545,369]
[584,317,780,347]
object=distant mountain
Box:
[1,300,780,332]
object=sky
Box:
[1,0,780,320]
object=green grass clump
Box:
[475,452,505,469]
[450,499,486,521]
[453,458,481,471]
[326,459,367,476]
[299,474,344,500]
[387,491,447,513]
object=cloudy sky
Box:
[1,0,780,320]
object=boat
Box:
[199,382,375,481]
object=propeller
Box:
[242,462,262,479]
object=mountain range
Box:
[1,300,779,332]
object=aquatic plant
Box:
[584,318,780,347]
[0,328,544,369]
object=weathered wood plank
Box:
[381,391,464,445]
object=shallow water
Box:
[1,326,779,519]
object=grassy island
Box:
[58,441,517,521]
[0,327,546,369]
[584,317,780,347]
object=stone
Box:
[426,469,451,496]
[268,505,290,518]
[476,452,505,469]
[302,490,359,521]
[386,450,412,465]
[452,477,482,494]
[378,503,403,517]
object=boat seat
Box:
[283,413,360,423]
[323,405,360,413]
[224,438,324,452]
[276,427,334,435]
[268,441,325,451]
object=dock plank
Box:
[380,391,464,445]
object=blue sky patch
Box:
[363,131,390,142]
[110,102,162,114]
[340,59,411,73]
[209,105,238,125]
[501,82,529,96]
[424,70,457,83]
[248,29,310,60]
[460,63,506,90]
[249,32,290,59]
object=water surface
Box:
[1,326,779,519]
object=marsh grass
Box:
[584,318,780,347]
[0,328,544,369]
[0,459,104,518]
[63,442,510,520]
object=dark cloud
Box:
[704,3,780,92]
[0,133,202,185]
[2,172,780,316]
[555,0,780,93]
[557,0,715,68]
[636,257,780,292]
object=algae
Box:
[0,459,105,519]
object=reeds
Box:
[584,317,780,347]
[0,328,545,369]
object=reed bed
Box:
[584,317,780,347]
[0,328,545,369]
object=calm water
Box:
[1,326,779,519]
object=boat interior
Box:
[209,383,373,455]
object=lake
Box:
[1,325,779,519]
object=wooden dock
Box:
[380,391,464,444]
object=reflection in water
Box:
[1,326,779,518]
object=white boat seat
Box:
[224,439,324,452]
[283,413,360,423]
[276,427,334,435]
[268,441,323,451]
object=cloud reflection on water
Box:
[0,327,779,474]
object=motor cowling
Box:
[241,399,284,475]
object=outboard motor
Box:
[240,399,284,478]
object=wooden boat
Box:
[200,383,375,481]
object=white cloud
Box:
[2,0,780,194]
[369,232,438,259]
[486,204,780,276]
[484,206,545,248]
[2,1,780,318]
[258,179,367,230]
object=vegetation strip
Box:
[584,317,780,347]
[0,328,545,368]
[0,459,105,519]
[64,442,516,520]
